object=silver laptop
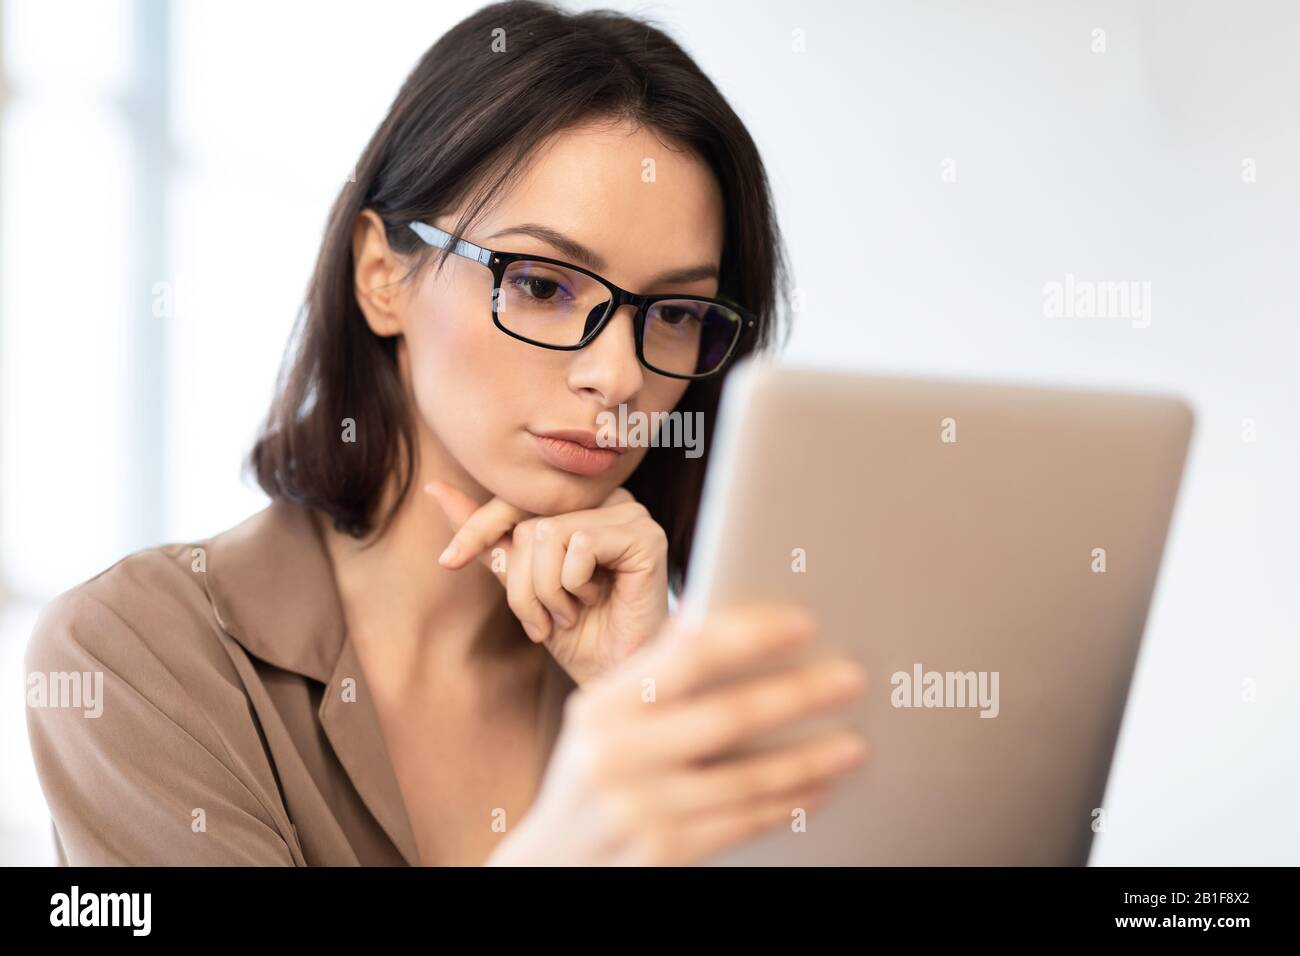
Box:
[683,359,1194,866]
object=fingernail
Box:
[438,541,459,565]
[423,480,443,498]
[523,622,543,642]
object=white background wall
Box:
[1,0,1296,864]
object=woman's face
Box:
[359,118,726,516]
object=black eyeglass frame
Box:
[406,220,757,380]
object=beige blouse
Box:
[24,498,575,865]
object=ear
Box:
[352,208,409,337]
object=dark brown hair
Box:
[249,0,790,593]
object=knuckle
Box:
[532,564,556,594]
[506,589,531,621]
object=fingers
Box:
[643,729,868,818]
[602,780,836,867]
[544,599,875,866]
[559,530,611,608]
[647,655,866,763]
[424,479,665,643]
[578,605,864,769]
[661,785,835,866]
[519,507,654,640]
[560,522,661,596]
[423,479,479,532]
[507,522,552,643]
[531,518,582,631]
[424,481,529,571]
[621,604,819,701]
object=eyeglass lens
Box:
[495,258,741,376]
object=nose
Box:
[566,303,645,407]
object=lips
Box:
[530,428,626,476]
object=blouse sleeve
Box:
[24,586,298,866]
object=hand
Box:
[424,480,670,686]
[484,604,870,866]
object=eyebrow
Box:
[483,223,720,288]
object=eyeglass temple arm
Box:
[410,220,757,333]
[407,221,493,267]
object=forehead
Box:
[481,120,726,288]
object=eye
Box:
[510,275,564,301]
[655,303,703,326]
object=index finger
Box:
[608,603,819,703]
[427,482,531,570]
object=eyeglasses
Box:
[406,221,756,379]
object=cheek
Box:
[398,270,695,511]
[404,280,514,448]
[642,378,692,418]
[612,376,692,465]
[411,289,478,382]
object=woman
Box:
[25,0,868,866]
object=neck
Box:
[316,439,522,679]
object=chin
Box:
[512,473,616,516]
